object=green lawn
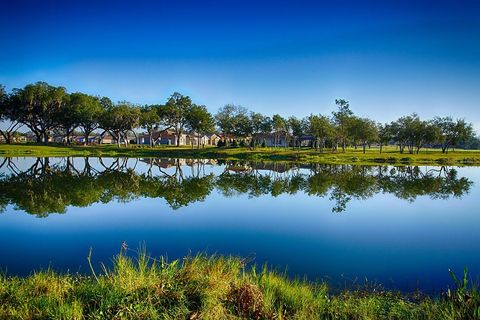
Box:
[1,143,480,165]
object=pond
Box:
[0,156,479,293]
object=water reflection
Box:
[0,157,473,216]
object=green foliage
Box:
[8,81,69,143]
[215,104,252,138]
[434,116,474,153]
[139,104,161,145]
[160,92,193,146]
[69,92,104,144]
[308,114,335,152]
[186,104,215,148]
[99,102,140,146]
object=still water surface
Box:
[0,157,479,293]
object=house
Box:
[0,134,27,143]
[299,135,315,147]
[206,134,221,146]
[99,134,116,144]
[74,135,97,144]
[24,132,38,142]
[255,131,289,147]
[137,130,220,147]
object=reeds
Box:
[1,249,479,319]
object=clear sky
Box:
[1,0,479,131]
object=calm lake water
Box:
[1,156,479,293]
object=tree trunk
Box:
[115,132,121,148]
[84,132,90,146]
[0,131,11,144]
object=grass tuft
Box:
[0,249,479,319]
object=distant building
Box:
[255,131,289,147]
[299,135,315,147]
[136,130,220,147]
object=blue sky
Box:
[1,0,479,131]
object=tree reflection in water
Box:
[0,157,473,216]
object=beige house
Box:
[137,130,220,147]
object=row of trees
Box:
[0,82,476,153]
[214,99,475,154]
[0,83,214,147]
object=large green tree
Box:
[186,104,215,148]
[71,93,104,145]
[160,92,192,146]
[215,104,250,143]
[249,112,272,147]
[140,104,161,147]
[355,118,378,154]
[272,114,287,148]
[433,117,474,153]
[54,94,77,144]
[308,114,335,152]
[99,102,140,147]
[12,82,69,143]
[391,114,439,154]
[377,123,393,153]
[0,85,24,144]
[332,99,354,152]
[288,116,303,149]
[249,112,266,147]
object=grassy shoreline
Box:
[1,251,478,319]
[1,143,480,166]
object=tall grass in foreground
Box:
[1,249,479,319]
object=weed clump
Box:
[1,249,479,319]
[227,282,265,319]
